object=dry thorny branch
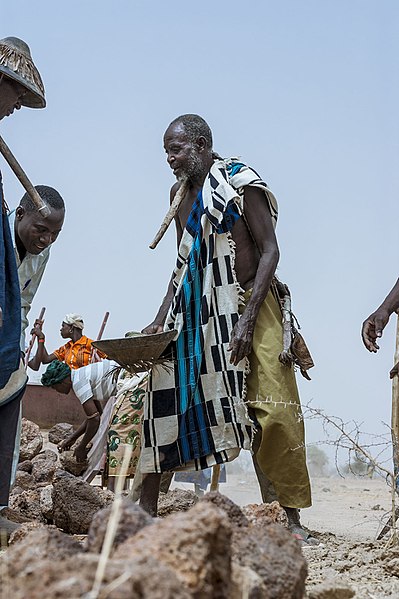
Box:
[303,400,398,546]
[248,396,399,546]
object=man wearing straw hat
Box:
[140,114,315,544]
[0,36,48,538]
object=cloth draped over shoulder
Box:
[140,158,278,473]
[0,173,22,394]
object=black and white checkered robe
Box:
[140,159,278,473]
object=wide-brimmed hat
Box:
[0,37,45,108]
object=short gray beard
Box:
[177,148,207,184]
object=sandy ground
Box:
[174,471,399,598]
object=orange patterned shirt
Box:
[53,335,106,369]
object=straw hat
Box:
[0,37,45,108]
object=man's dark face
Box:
[0,76,27,120]
[163,123,204,183]
[15,206,65,256]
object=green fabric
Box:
[244,289,312,509]
[41,360,71,386]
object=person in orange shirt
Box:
[28,313,106,370]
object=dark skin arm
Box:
[362,278,399,353]
[27,321,56,371]
[142,183,184,334]
[228,186,280,365]
[58,421,86,452]
[73,398,101,462]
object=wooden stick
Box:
[24,306,46,367]
[210,464,221,492]
[96,311,109,341]
[91,311,110,364]
[88,445,133,599]
[377,323,399,541]
[0,135,51,217]
[392,316,399,492]
[149,180,188,249]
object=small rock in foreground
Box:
[52,470,114,534]
[48,422,75,445]
[19,418,43,461]
[86,497,153,553]
[157,488,199,516]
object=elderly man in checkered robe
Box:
[139,114,315,545]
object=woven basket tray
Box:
[92,330,176,371]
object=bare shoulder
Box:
[170,182,181,205]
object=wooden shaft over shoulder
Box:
[0,135,51,217]
[96,312,110,341]
[149,180,188,249]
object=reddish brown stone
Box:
[52,470,113,534]
[200,491,249,528]
[19,418,43,461]
[242,501,289,528]
[158,488,199,517]
[86,498,153,553]
[115,501,233,598]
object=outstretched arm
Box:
[27,322,56,370]
[73,398,101,463]
[58,421,85,452]
[229,186,280,365]
[142,183,184,334]
[142,278,175,334]
[362,279,399,352]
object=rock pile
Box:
[4,420,307,596]
[2,491,307,599]
[6,419,112,532]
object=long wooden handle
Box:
[210,464,221,492]
[25,306,46,367]
[392,316,399,491]
[0,135,51,218]
[90,311,110,364]
[149,180,188,249]
[96,311,109,341]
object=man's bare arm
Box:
[142,184,183,334]
[362,278,399,352]
[27,322,56,370]
[229,186,280,365]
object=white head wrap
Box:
[64,313,84,330]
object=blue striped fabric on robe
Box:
[140,158,277,473]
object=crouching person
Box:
[41,359,118,462]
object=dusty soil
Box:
[173,472,399,598]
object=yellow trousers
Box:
[245,289,312,508]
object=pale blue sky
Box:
[2,1,398,449]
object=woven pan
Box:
[92,330,176,372]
